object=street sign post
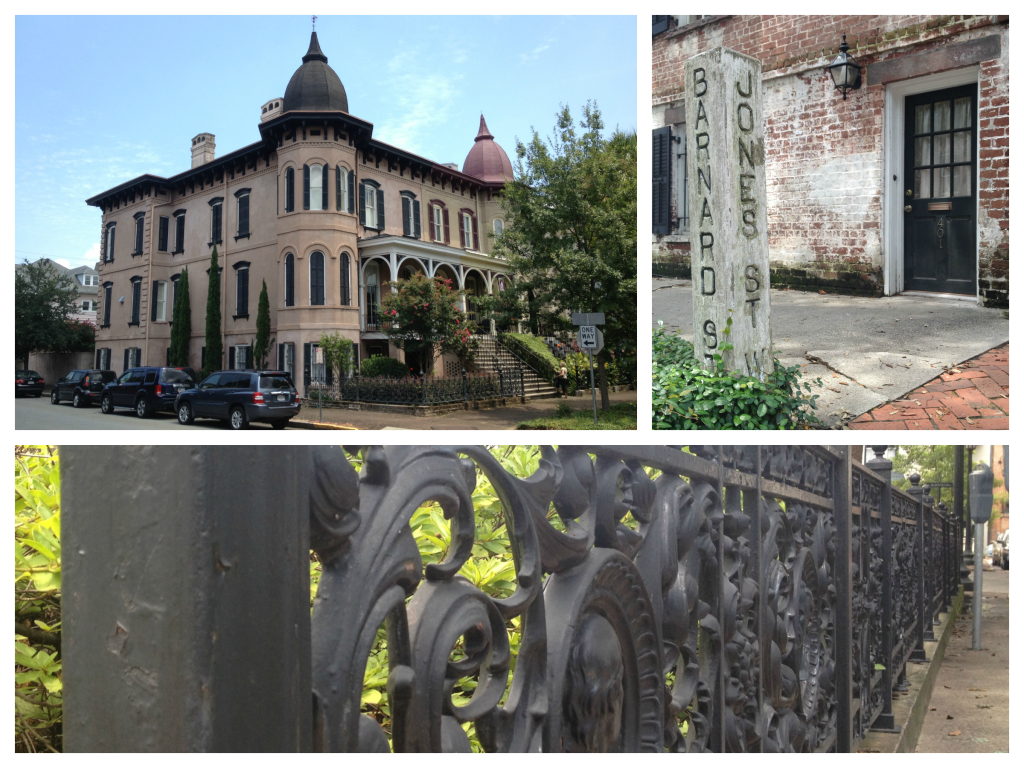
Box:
[572,313,604,427]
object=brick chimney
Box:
[191,133,216,168]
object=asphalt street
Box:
[14,396,296,431]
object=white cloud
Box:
[520,44,550,63]
[55,258,70,268]
[82,243,100,265]
[374,49,462,156]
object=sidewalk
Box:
[292,388,637,430]
[653,279,1010,428]
[851,344,1009,430]
[915,566,1009,752]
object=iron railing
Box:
[60,445,961,752]
[304,369,524,406]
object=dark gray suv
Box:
[174,370,299,429]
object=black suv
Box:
[175,370,299,429]
[101,367,198,418]
[51,369,117,407]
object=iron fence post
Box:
[60,446,313,752]
[462,369,468,402]
[922,487,937,641]
[907,475,928,662]
[743,445,765,753]
[833,445,853,753]
[865,446,898,732]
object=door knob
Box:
[906,189,913,197]
[904,205,912,213]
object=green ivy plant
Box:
[652,323,824,430]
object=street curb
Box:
[859,586,963,752]
[288,419,359,430]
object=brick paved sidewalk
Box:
[850,343,1009,430]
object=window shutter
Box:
[443,208,450,244]
[151,281,158,321]
[285,254,294,306]
[278,344,284,370]
[347,170,355,213]
[96,349,101,368]
[103,286,111,326]
[376,188,385,231]
[158,217,168,251]
[341,254,350,305]
[229,346,235,370]
[472,215,479,250]
[286,168,294,212]
[429,207,436,241]
[321,165,329,210]
[402,197,411,236]
[135,217,144,254]
[414,201,421,239]
[240,197,249,236]
[303,342,311,387]
[303,165,310,210]
[132,281,141,323]
[176,215,185,252]
[239,269,248,315]
[652,126,672,235]
[123,349,129,373]
[358,182,366,225]
[336,166,342,210]
[108,226,115,261]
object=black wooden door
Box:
[903,84,977,294]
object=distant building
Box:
[16,258,99,324]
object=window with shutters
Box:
[285,167,295,212]
[128,348,142,369]
[365,183,378,229]
[129,277,142,325]
[431,203,448,243]
[309,164,324,211]
[104,223,116,262]
[153,281,167,322]
[98,348,111,371]
[102,283,112,327]
[652,126,673,235]
[285,253,295,306]
[401,191,421,238]
[209,198,223,245]
[132,213,145,256]
[309,251,325,306]
[340,252,351,306]
[235,189,250,238]
[158,217,169,251]
[336,166,350,212]
[234,262,250,318]
[173,211,186,254]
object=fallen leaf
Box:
[978,704,992,709]
[949,730,961,737]
[946,714,954,720]
[930,707,937,711]
[828,387,841,393]
[839,381,849,386]
[965,417,975,424]
[944,685,952,689]
[951,368,962,373]
[819,290,826,295]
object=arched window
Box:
[310,251,325,305]
[285,254,294,306]
[340,252,351,306]
[494,218,504,236]
[309,164,324,211]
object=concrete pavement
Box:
[653,279,1010,428]
[14,396,296,430]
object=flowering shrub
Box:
[380,275,477,372]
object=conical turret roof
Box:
[462,115,513,184]
[283,32,349,113]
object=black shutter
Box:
[429,207,436,241]
[239,269,248,315]
[347,170,355,213]
[322,165,329,210]
[96,349,101,368]
[443,208,450,244]
[286,167,294,212]
[239,196,249,236]
[131,281,141,323]
[336,166,342,210]
[123,348,129,373]
[285,255,294,306]
[311,255,324,305]
[176,215,185,253]
[652,126,672,235]
[201,346,206,368]
[402,197,411,236]
[414,200,421,239]
[212,204,221,243]
[472,215,479,250]
[108,226,115,261]
[278,344,284,370]
[135,216,144,254]
[229,346,235,370]
[103,286,111,326]
[358,182,366,225]
[158,217,168,251]
[377,189,385,231]
[303,342,311,387]
[303,164,310,209]
[341,254,350,305]
[151,281,159,321]
[653,15,671,35]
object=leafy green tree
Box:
[15,260,90,368]
[489,104,637,410]
[891,446,957,492]
[168,267,191,367]
[253,279,273,369]
[202,247,223,378]
[380,274,477,374]
[317,331,355,380]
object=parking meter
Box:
[969,463,994,523]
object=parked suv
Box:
[15,370,45,398]
[51,369,117,407]
[992,530,1009,570]
[175,370,299,429]
[101,367,198,418]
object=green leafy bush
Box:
[359,355,410,378]
[652,324,823,430]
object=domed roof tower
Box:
[283,32,349,113]
[462,115,513,184]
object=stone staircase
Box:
[473,335,558,400]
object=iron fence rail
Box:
[61,445,961,753]
[304,369,524,406]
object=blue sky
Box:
[15,15,637,270]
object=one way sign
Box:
[578,325,603,353]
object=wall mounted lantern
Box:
[827,34,862,100]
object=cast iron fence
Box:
[60,445,961,752]
[304,368,524,406]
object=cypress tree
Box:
[169,267,191,366]
[203,246,222,378]
[253,279,271,368]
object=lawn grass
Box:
[516,400,636,430]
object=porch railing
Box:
[60,445,961,752]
